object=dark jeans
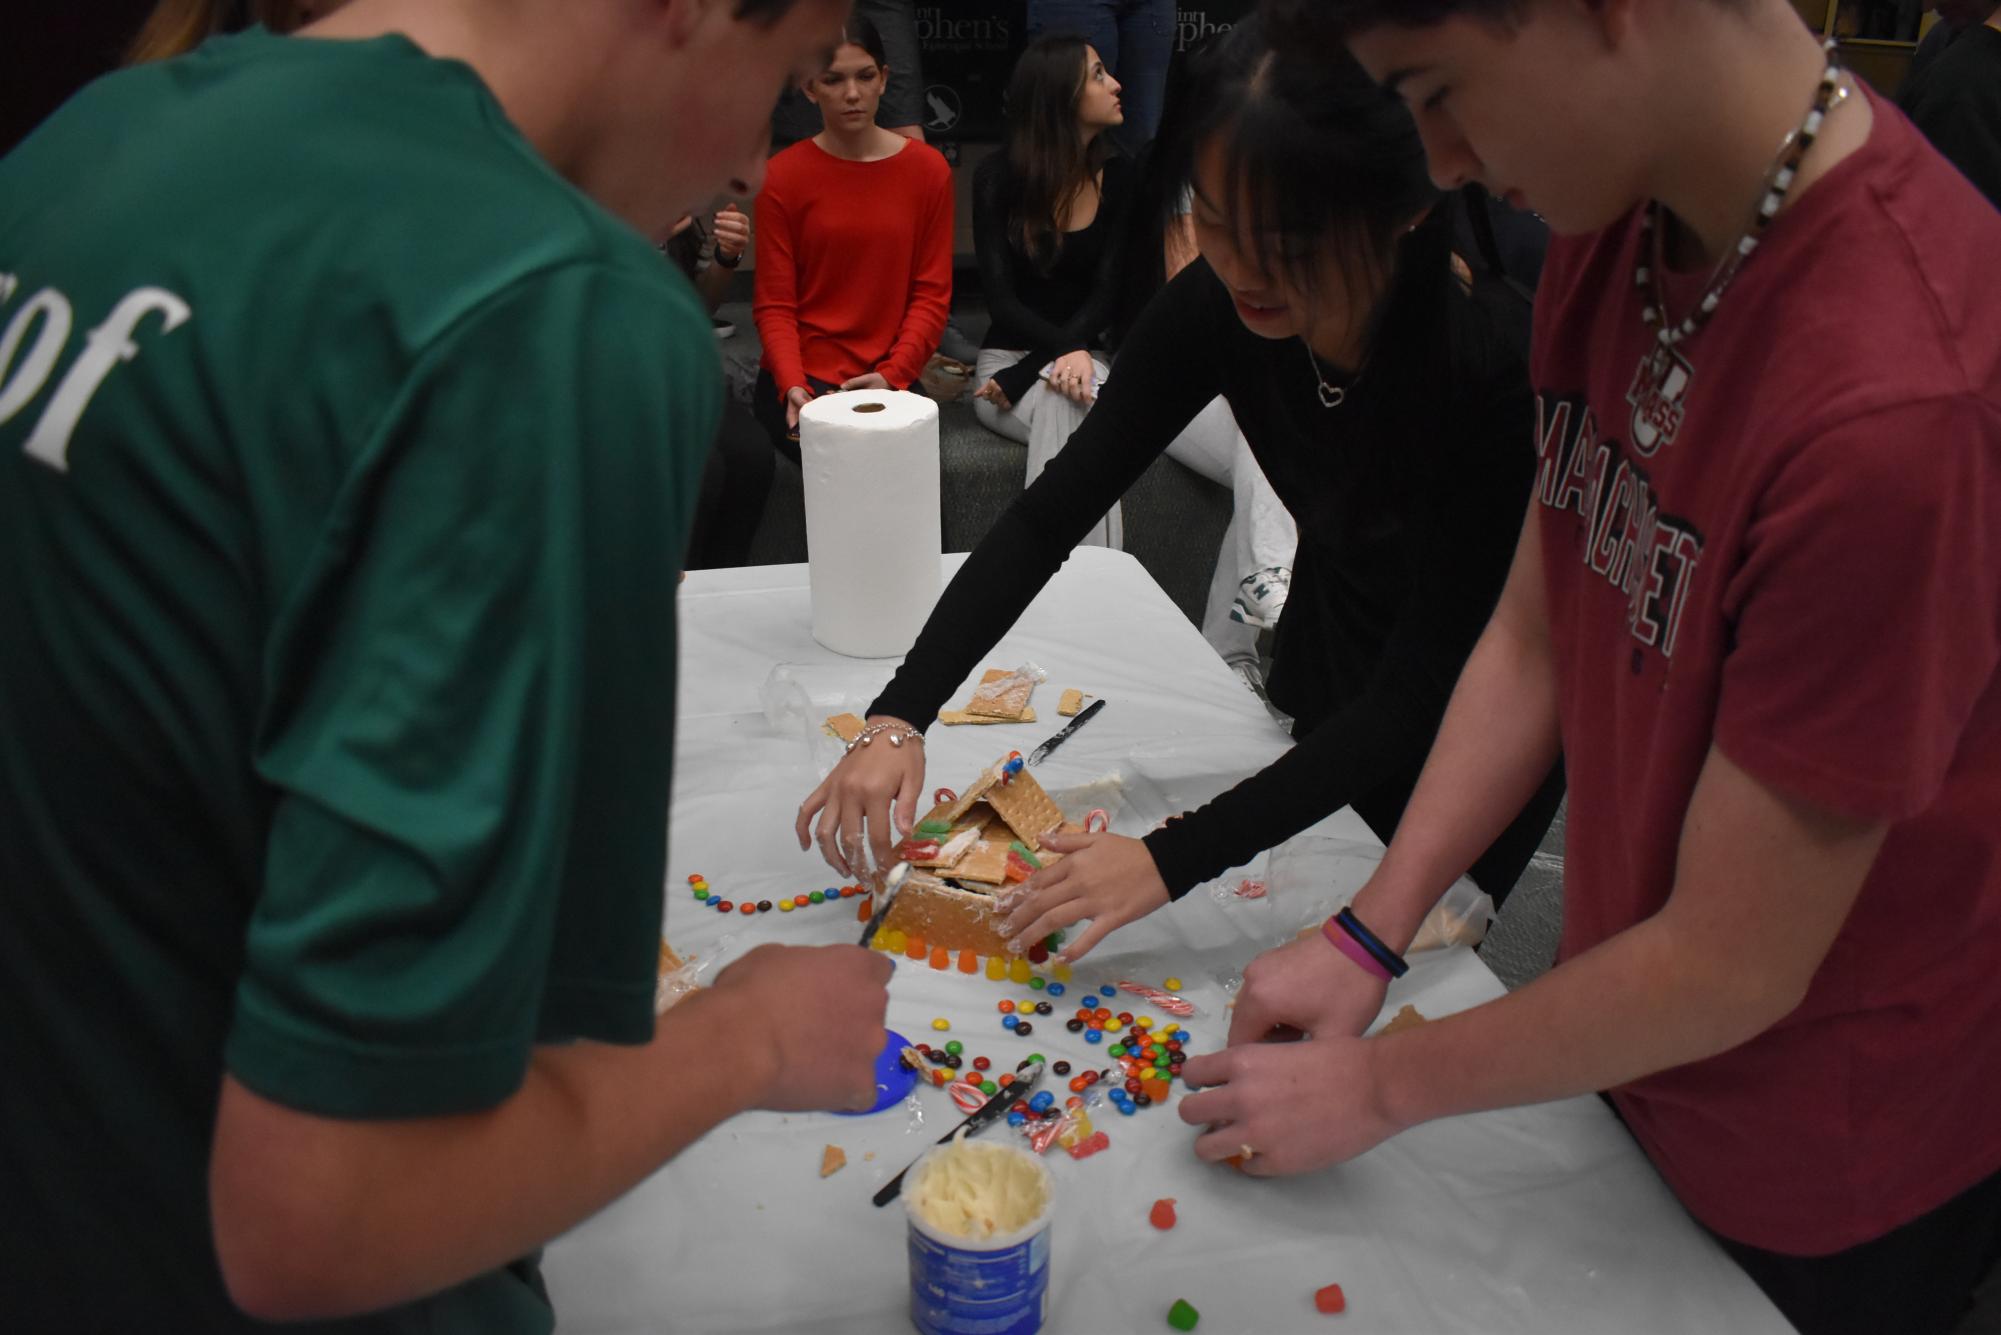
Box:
[686,398,774,569]
[1708,1165,2001,1335]
[752,367,840,468]
[1027,0,1176,148]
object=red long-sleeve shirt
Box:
[753,137,954,398]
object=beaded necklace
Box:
[1632,42,1847,397]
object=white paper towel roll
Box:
[798,389,943,658]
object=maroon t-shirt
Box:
[1531,89,2001,1255]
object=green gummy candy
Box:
[1167,1298,1200,1330]
[916,818,954,837]
[1008,840,1043,869]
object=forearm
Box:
[1144,672,1455,898]
[879,293,949,387]
[692,257,732,314]
[752,301,806,395]
[1371,910,1794,1131]
[212,986,769,1321]
[1374,742,1886,1134]
[1352,614,1560,952]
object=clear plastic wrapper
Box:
[1012,1078,1110,1158]
[758,661,894,775]
[965,660,1047,717]
[1263,835,1493,952]
[654,938,714,1015]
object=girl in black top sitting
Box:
[970,34,1133,548]
[797,18,1564,962]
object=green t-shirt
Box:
[0,29,716,1333]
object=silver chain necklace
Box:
[1305,342,1368,409]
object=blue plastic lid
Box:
[835,1027,919,1116]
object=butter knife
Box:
[872,1059,1045,1206]
[1027,698,1105,766]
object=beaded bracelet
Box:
[846,721,924,754]
[1322,916,1395,982]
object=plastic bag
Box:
[758,661,893,775]
[1261,835,1493,952]
[966,661,1047,718]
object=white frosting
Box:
[908,1136,1050,1241]
[934,826,980,864]
[798,390,943,658]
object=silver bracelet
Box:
[846,721,924,754]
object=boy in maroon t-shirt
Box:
[1179,3,2001,1332]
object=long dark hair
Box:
[1003,34,1112,271]
[828,15,888,70]
[1151,18,1520,494]
[1156,17,1447,332]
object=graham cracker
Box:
[937,707,1037,726]
[981,770,1067,849]
[1378,1004,1429,1036]
[963,667,1036,720]
[1058,689,1090,716]
[880,871,1011,956]
[950,838,1013,886]
[822,713,866,743]
[911,824,983,870]
[820,1145,847,1178]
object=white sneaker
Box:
[1229,566,1291,629]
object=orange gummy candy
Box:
[1148,1198,1177,1230]
[929,946,950,970]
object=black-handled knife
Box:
[872,1060,1045,1206]
[1027,698,1105,766]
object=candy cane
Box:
[948,1081,988,1114]
[1084,808,1110,834]
[1115,980,1197,1017]
[934,787,958,806]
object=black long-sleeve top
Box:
[973,152,1134,407]
[871,258,1553,899]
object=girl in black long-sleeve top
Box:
[970,34,1133,547]
[798,19,1563,961]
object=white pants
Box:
[972,348,1123,550]
[1163,397,1299,663]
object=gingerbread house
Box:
[874,754,1081,955]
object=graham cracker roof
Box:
[922,756,1067,850]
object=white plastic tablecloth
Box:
[541,550,1789,1335]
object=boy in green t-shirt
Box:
[0,0,885,1330]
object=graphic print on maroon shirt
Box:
[1528,90,2001,1255]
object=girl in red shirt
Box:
[751,16,954,461]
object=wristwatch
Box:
[714,248,743,270]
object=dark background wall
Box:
[4,2,157,155]
[4,2,1258,158]
[913,1,1253,144]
